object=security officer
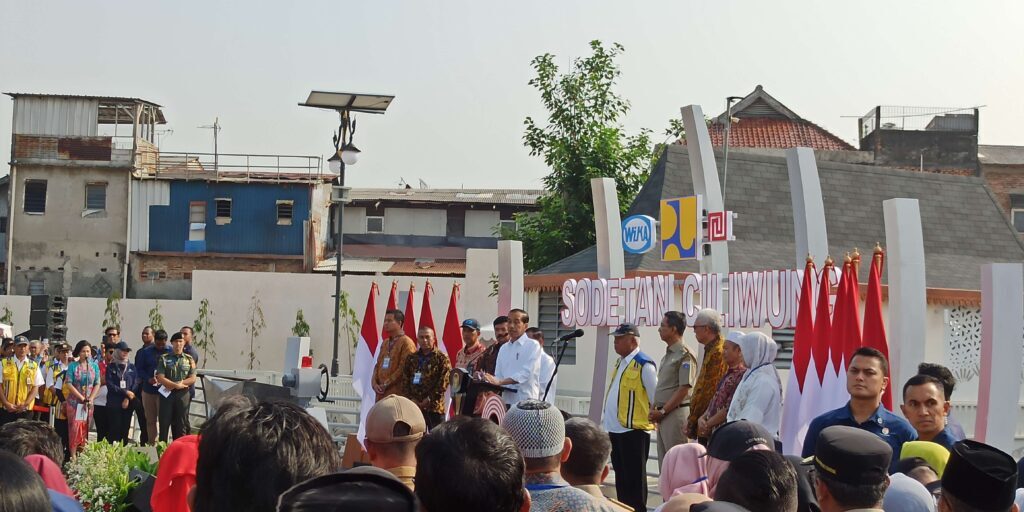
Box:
[155,332,196,442]
[650,311,695,468]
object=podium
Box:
[450,369,512,423]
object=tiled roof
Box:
[348,188,544,206]
[532,145,1024,291]
[706,118,855,151]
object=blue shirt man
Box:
[900,373,958,451]
[136,337,171,395]
[801,347,916,472]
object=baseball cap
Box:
[14,335,30,345]
[277,466,418,512]
[804,425,891,486]
[941,440,1017,511]
[502,399,565,458]
[460,319,480,332]
[366,395,426,444]
[706,420,774,461]
[114,341,132,352]
[610,323,640,337]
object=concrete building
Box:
[325,187,543,277]
[5,93,165,297]
[978,145,1024,235]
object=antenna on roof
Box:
[198,117,221,171]
[419,179,429,189]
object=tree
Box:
[148,300,165,331]
[0,305,13,328]
[291,309,311,337]
[102,292,123,332]
[193,299,216,368]
[335,291,361,368]
[243,294,266,370]
[512,40,654,272]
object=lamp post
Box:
[300,91,394,376]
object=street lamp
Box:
[300,90,395,377]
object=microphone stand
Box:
[543,336,574,402]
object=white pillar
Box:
[497,241,524,314]
[882,198,927,408]
[587,178,625,422]
[975,263,1024,454]
[681,105,729,276]
[786,147,829,266]
[465,248,499,323]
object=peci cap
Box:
[706,420,774,461]
[941,440,1017,511]
[502,399,565,458]
[277,466,418,512]
[366,395,426,444]
[610,323,640,337]
[14,335,30,346]
[691,502,750,512]
[804,425,891,486]
[460,318,481,332]
[114,341,132,352]
[53,342,70,352]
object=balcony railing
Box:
[136,150,326,182]
[860,106,979,140]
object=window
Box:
[538,291,576,364]
[0,216,6,234]
[24,180,47,214]
[277,200,294,225]
[85,182,107,210]
[215,198,231,224]
[28,279,44,295]
[189,201,206,242]
[366,215,385,233]
[499,219,517,237]
[1013,209,1024,233]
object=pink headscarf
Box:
[23,454,75,497]
[659,443,709,499]
[706,444,772,498]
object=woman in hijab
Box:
[726,332,783,436]
[900,441,950,477]
[883,473,937,512]
[655,443,709,511]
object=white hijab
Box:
[737,332,779,380]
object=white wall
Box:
[465,210,501,237]
[0,271,464,374]
[383,208,446,236]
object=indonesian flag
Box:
[383,281,398,340]
[441,284,463,366]
[830,257,864,409]
[420,281,436,337]
[781,258,816,454]
[862,247,892,409]
[403,283,418,340]
[793,261,837,453]
[354,283,381,446]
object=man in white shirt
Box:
[0,336,46,426]
[601,323,657,512]
[526,328,558,406]
[481,309,543,406]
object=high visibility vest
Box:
[2,357,40,410]
[41,361,66,407]
[609,352,656,431]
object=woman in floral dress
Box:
[696,331,748,439]
[65,340,101,458]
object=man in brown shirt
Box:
[685,308,728,444]
[475,315,510,376]
[455,318,486,371]
[372,309,417,402]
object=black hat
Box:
[14,335,30,345]
[460,318,480,332]
[706,420,775,461]
[609,323,640,337]
[691,502,750,512]
[941,440,1017,511]
[276,466,417,512]
[804,426,891,486]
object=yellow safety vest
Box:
[41,361,65,407]
[2,357,40,410]
[609,352,656,431]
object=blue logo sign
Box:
[622,215,656,254]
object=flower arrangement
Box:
[66,441,165,512]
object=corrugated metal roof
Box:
[348,188,543,205]
[314,258,395,273]
[979,145,1024,166]
[386,260,465,276]
[343,244,469,259]
[4,92,163,108]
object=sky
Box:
[1,1,1022,189]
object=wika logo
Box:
[622,215,656,254]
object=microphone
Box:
[557,329,585,342]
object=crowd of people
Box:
[1,306,1023,512]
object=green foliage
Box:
[488,272,499,298]
[292,309,311,337]
[514,40,654,272]
[66,440,163,512]
[147,300,165,332]
[193,298,216,368]
[0,304,13,327]
[102,292,123,332]
[337,290,360,351]
[243,293,266,370]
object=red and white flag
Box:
[420,281,436,336]
[862,247,892,409]
[829,257,863,409]
[354,283,381,446]
[403,283,418,340]
[781,258,816,454]
[441,284,463,366]
[382,281,398,340]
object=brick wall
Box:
[130,253,305,299]
[981,165,1024,231]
